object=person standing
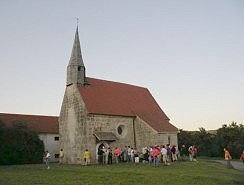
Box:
[152,147,159,167]
[83,149,90,165]
[148,147,153,165]
[134,148,139,164]
[224,148,233,169]
[192,145,198,162]
[97,147,104,164]
[161,145,168,165]
[188,145,193,162]
[166,144,172,162]
[122,146,128,162]
[239,150,244,166]
[113,147,120,164]
[180,144,187,159]
[108,147,113,165]
[142,146,148,163]
[127,146,131,163]
[102,146,106,165]
[59,149,64,164]
[130,147,135,163]
[224,148,232,160]
[171,145,177,162]
[45,151,51,169]
[104,147,109,164]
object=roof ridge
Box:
[86,77,148,89]
[0,112,58,118]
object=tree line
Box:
[178,122,244,159]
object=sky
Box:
[0,0,243,131]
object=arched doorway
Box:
[96,142,109,161]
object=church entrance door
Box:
[96,142,109,163]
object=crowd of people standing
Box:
[96,144,181,166]
[44,145,244,170]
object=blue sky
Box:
[0,0,243,130]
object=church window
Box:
[117,124,127,138]
[78,66,81,71]
[54,136,59,141]
[117,126,123,135]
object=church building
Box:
[59,27,178,164]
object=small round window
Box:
[117,125,127,137]
[117,126,123,135]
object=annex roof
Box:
[0,113,58,134]
[78,78,178,132]
[94,132,117,141]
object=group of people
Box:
[42,146,244,170]
[43,148,91,168]
[96,144,179,167]
[97,146,120,165]
[141,145,179,166]
[43,149,64,169]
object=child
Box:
[83,149,90,165]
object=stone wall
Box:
[134,117,178,149]
[59,85,88,164]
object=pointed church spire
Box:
[66,26,86,86]
[69,26,84,66]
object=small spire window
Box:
[78,66,81,71]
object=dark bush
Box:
[0,120,44,165]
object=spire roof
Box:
[69,26,84,66]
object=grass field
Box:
[0,160,243,185]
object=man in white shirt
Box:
[161,145,168,165]
[45,151,51,169]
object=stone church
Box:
[59,27,178,164]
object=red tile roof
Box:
[0,113,58,134]
[79,78,178,132]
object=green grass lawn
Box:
[0,160,243,185]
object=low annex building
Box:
[0,113,59,162]
[59,27,178,164]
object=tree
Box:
[178,122,244,158]
[193,128,218,157]
[216,122,244,158]
[0,120,44,165]
[178,128,218,157]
